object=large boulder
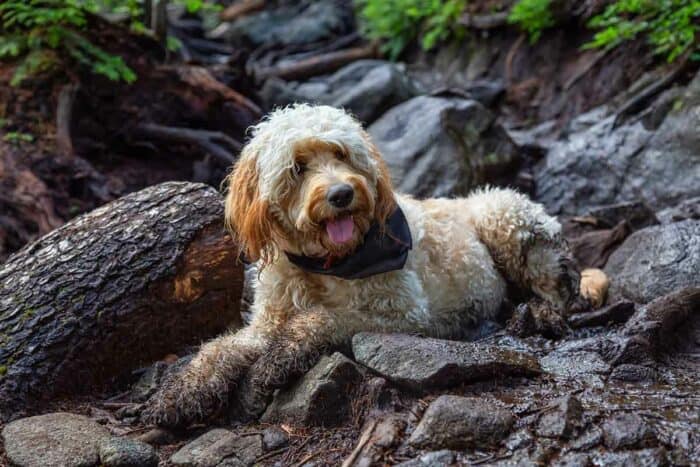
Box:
[351,333,540,391]
[535,72,700,216]
[2,412,111,467]
[368,96,520,198]
[604,220,700,303]
[260,60,423,124]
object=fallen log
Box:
[255,44,379,81]
[0,182,244,422]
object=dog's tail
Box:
[580,268,609,308]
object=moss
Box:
[20,308,36,322]
[0,365,7,377]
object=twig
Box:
[505,34,526,86]
[133,123,241,164]
[341,419,378,467]
[564,48,612,91]
[256,447,288,463]
[293,448,343,467]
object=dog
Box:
[145,104,605,427]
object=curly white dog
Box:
[145,104,604,427]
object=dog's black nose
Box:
[327,184,354,208]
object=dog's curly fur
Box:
[144,104,607,427]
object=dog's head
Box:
[224,104,395,267]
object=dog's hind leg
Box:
[465,187,585,312]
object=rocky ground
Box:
[1,0,699,466]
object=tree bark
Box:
[0,182,244,422]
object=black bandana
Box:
[285,206,412,279]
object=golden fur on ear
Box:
[224,155,276,266]
[367,139,396,226]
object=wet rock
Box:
[505,429,535,451]
[395,450,457,467]
[536,396,584,439]
[602,413,657,450]
[170,428,263,466]
[540,350,610,379]
[215,0,353,48]
[587,201,658,231]
[656,196,700,224]
[368,96,519,198]
[261,427,288,452]
[352,333,540,391]
[1,412,111,467]
[609,364,662,383]
[260,60,422,124]
[98,436,158,467]
[535,72,700,217]
[591,448,668,467]
[570,426,603,451]
[568,301,635,329]
[605,220,700,303]
[552,452,591,467]
[344,415,406,467]
[261,352,363,427]
[408,395,514,450]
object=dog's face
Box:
[224,104,395,266]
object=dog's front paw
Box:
[142,373,223,428]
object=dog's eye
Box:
[292,162,306,177]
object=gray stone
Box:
[656,196,700,224]
[591,448,668,467]
[535,73,700,216]
[131,361,168,402]
[1,412,111,467]
[609,364,663,383]
[261,352,363,427]
[536,396,584,439]
[505,429,535,451]
[261,427,288,452]
[570,426,603,451]
[260,60,422,124]
[605,220,700,303]
[540,350,610,379]
[552,452,591,467]
[602,413,657,450]
[395,450,457,467]
[98,436,158,467]
[170,428,262,467]
[352,333,540,391]
[368,96,519,198]
[408,395,514,450]
[215,0,353,48]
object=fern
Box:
[356,0,468,60]
[507,0,555,44]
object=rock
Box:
[535,72,700,216]
[568,301,635,329]
[587,201,658,231]
[260,60,422,124]
[540,350,610,379]
[570,426,603,451]
[591,448,668,467]
[568,221,631,270]
[368,96,519,198]
[605,220,700,303]
[261,427,288,452]
[2,412,111,467]
[130,361,168,402]
[602,413,657,450]
[215,0,353,48]
[352,333,540,391]
[609,364,663,383]
[552,452,591,467]
[408,395,514,450]
[394,450,457,467]
[656,197,700,224]
[507,302,569,339]
[98,436,158,467]
[261,352,363,427]
[136,427,176,446]
[505,429,535,451]
[536,396,584,439]
[170,428,263,466]
[343,415,406,467]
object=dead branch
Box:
[133,123,242,164]
[56,83,79,157]
[220,0,266,22]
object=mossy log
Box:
[0,182,244,422]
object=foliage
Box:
[0,0,220,86]
[584,0,700,62]
[507,0,555,44]
[3,131,35,144]
[356,0,468,60]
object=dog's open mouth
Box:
[325,215,354,244]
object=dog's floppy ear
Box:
[224,150,276,265]
[367,139,396,226]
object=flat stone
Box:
[408,395,514,450]
[609,364,663,383]
[1,412,111,467]
[98,436,158,467]
[352,333,540,391]
[540,350,610,379]
[170,428,262,467]
[536,396,584,439]
[395,450,457,467]
[261,352,363,427]
[602,413,657,450]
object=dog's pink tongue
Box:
[326,216,354,244]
